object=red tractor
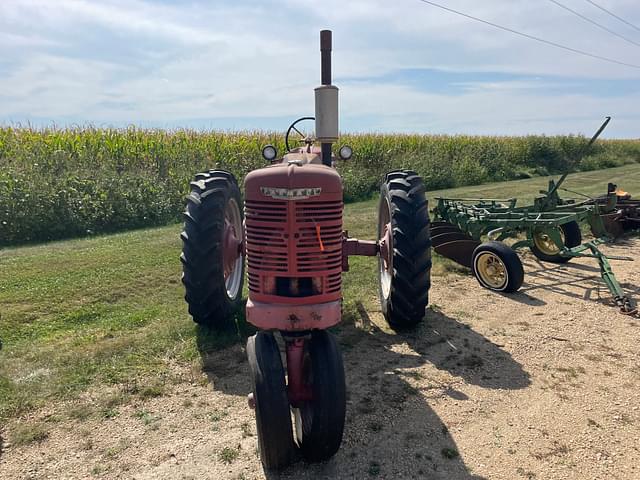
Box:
[181,30,432,469]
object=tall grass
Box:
[1,126,639,246]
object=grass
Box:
[9,423,49,446]
[1,164,639,423]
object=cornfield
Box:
[1,126,639,246]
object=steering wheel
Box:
[285,116,315,152]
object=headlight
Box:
[262,145,277,161]
[338,145,353,160]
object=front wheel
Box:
[530,221,581,264]
[472,241,524,293]
[293,331,346,463]
[247,332,296,470]
[378,170,432,329]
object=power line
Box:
[415,0,640,69]
[548,0,640,48]
[584,0,640,33]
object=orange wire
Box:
[315,223,325,252]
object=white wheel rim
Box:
[378,198,393,300]
[225,198,244,299]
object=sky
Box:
[1,0,639,137]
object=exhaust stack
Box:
[315,30,339,167]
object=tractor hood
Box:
[244,163,342,201]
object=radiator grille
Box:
[245,198,343,298]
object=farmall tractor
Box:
[180,31,432,469]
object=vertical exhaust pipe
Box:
[316,30,339,167]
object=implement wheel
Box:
[293,331,346,463]
[472,241,524,293]
[247,332,296,470]
[530,221,581,264]
[180,170,244,328]
[378,170,432,329]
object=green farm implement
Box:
[431,117,637,315]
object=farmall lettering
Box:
[260,186,322,200]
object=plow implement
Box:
[430,117,637,316]
[431,197,637,315]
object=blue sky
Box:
[1,0,639,137]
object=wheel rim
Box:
[223,198,243,299]
[533,228,565,256]
[378,198,393,300]
[475,252,508,289]
[292,351,313,446]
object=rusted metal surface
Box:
[434,239,480,268]
[246,299,341,331]
[341,236,378,271]
[592,184,640,237]
[430,222,480,268]
[285,338,313,406]
[222,218,242,279]
[244,162,343,307]
[320,30,332,86]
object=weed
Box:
[133,409,160,426]
[68,404,94,420]
[91,464,107,476]
[441,447,459,459]
[368,421,383,432]
[219,446,240,464]
[139,383,165,400]
[10,423,49,446]
[368,461,381,476]
[240,422,253,438]
[101,408,119,419]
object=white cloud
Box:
[0,0,639,135]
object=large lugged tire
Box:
[378,170,432,328]
[180,170,244,328]
[247,332,296,470]
[472,241,524,293]
[530,221,581,264]
[293,330,346,463]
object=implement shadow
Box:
[521,257,640,307]
[269,303,529,479]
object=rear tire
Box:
[472,241,524,293]
[180,170,244,328]
[293,331,346,463]
[378,170,432,329]
[530,221,581,264]
[247,332,296,471]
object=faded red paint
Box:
[285,338,312,406]
[222,218,242,279]
[245,299,341,331]
[244,160,343,331]
[341,235,378,271]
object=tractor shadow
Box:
[520,256,640,307]
[195,304,255,396]
[269,303,529,479]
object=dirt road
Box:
[1,238,639,479]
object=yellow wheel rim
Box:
[475,252,508,289]
[533,228,565,256]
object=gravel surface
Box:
[1,238,639,480]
